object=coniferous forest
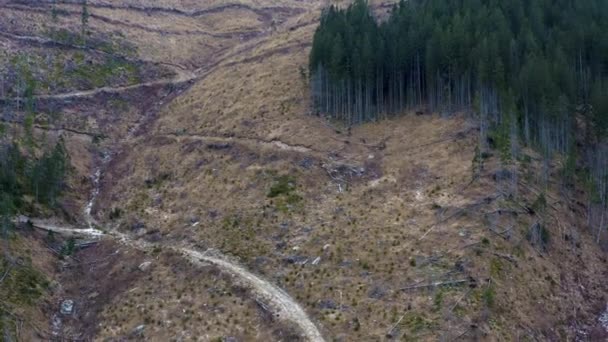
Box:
[0,58,69,232]
[310,0,608,138]
[309,0,608,241]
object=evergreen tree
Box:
[81,0,89,46]
[309,0,608,138]
[309,0,608,241]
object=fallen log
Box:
[400,279,468,291]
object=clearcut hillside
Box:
[1,0,607,341]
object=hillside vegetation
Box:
[311,0,608,132]
[311,0,608,246]
[1,0,608,341]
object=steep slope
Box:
[1,0,608,341]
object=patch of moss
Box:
[219,215,268,261]
[267,175,297,198]
[433,290,444,311]
[489,258,503,278]
[531,193,547,213]
[267,174,302,212]
[1,257,49,306]
[402,312,436,334]
[70,56,140,88]
[127,191,151,212]
[482,285,495,309]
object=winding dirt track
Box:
[183,249,325,342]
[2,4,265,38]
[163,131,319,154]
[0,0,316,101]
[7,0,308,22]
[0,30,311,100]
[30,220,325,342]
[32,71,196,100]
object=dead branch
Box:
[448,288,473,314]
[386,314,405,337]
[327,134,391,150]
[484,208,527,216]
[453,327,472,340]
[76,241,99,249]
[445,241,482,255]
[517,180,560,210]
[419,195,501,241]
[400,279,468,291]
[401,126,477,154]
[488,251,518,265]
[254,298,270,313]
[487,224,515,240]
[0,265,12,284]
[68,250,119,268]
[0,305,57,340]
[46,246,61,257]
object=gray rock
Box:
[492,169,512,182]
[17,215,30,224]
[301,226,314,233]
[454,260,465,272]
[132,324,145,336]
[134,228,147,237]
[51,314,62,333]
[207,142,232,150]
[253,257,269,268]
[368,286,386,299]
[153,195,163,206]
[386,327,400,339]
[195,159,207,168]
[298,158,314,169]
[144,230,162,242]
[60,299,74,315]
[138,261,152,272]
[131,221,146,231]
[339,260,353,268]
[318,299,338,310]
[284,255,308,265]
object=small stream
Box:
[84,151,112,228]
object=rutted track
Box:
[1,67,196,101]
[8,0,308,22]
[162,131,320,154]
[0,31,190,71]
[0,38,312,100]
[0,0,316,101]
[183,249,325,342]
[29,220,325,342]
[1,4,265,39]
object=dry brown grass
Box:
[4,0,608,340]
[92,247,285,341]
[100,0,608,337]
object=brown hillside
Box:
[1,0,607,341]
